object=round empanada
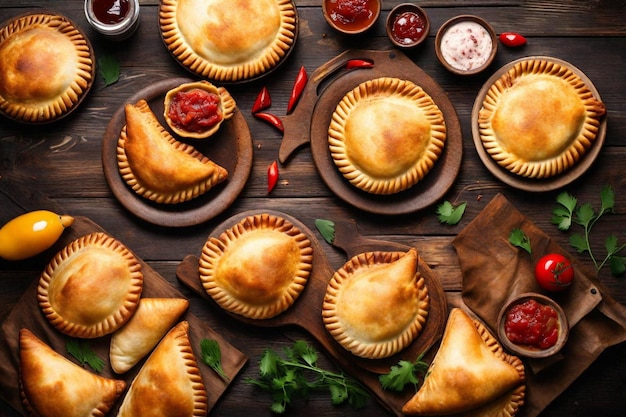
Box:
[199,213,313,319]
[328,77,446,195]
[37,232,143,338]
[477,58,606,178]
[322,248,429,359]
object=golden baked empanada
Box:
[37,232,143,338]
[478,58,606,178]
[199,213,313,319]
[163,80,236,139]
[116,321,208,417]
[0,12,94,123]
[159,0,297,82]
[19,329,125,417]
[402,308,525,416]
[328,77,446,195]
[322,248,429,359]
[110,297,189,374]
[117,99,228,204]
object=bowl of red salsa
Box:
[386,3,430,49]
[497,293,569,358]
[323,0,381,35]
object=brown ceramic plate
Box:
[0,216,247,416]
[471,56,607,192]
[307,50,462,215]
[176,210,448,415]
[102,77,253,227]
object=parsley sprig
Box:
[66,339,105,373]
[509,228,532,255]
[200,338,229,381]
[552,186,626,275]
[379,353,430,392]
[245,340,369,414]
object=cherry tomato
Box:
[534,253,574,292]
[499,32,527,47]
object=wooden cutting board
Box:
[176,210,448,416]
[0,216,247,416]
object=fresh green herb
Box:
[509,228,532,255]
[245,340,369,414]
[436,201,467,225]
[98,54,120,86]
[66,339,105,373]
[379,353,429,392]
[315,219,335,244]
[552,186,626,275]
[200,338,229,381]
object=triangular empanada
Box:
[19,329,125,417]
[116,321,208,417]
[110,297,189,374]
[402,308,525,416]
[117,99,228,204]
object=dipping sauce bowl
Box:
[435,15,497,75]
[323,0,381,35]
[386,3,430,49]
[84,0,140,41]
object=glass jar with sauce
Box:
[84,0,140,41]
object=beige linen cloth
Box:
[452,193,626,417]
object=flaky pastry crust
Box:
[322,248,429,359]
[328,77,446,195]
[0,12,94,123]
[37,232,143,338]
[478,58,606,178]
[199,213,313,319]
[159,0,296,82]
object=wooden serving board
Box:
[0,217,247,416]
[278,49,463,215]
[101,77,254,227]
[176,210,448,416]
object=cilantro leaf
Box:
[245,341,369,413]
[66,339,105,373]
[436,201,467,225]
[315,219,335,244]
[552,192,577,231]
[509,228,532,255]
[200,339,229,381]
[379,354,429,392]
[98,54,120,86]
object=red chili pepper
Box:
[345,59,374,70]
[499,32,527,47]
[267,160,279,193]
[286,66,308,114]
[254,112,284,133]
[251,86,271,114]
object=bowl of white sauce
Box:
[435,15,497,75]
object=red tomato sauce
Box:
[326,0,377,32]
[92,0,130,25]
[167,89,223,133]
[504,299,559,350]
[391,11,427,45]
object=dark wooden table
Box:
[1,1,625,416]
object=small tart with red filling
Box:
[199,213,313,319]
[163,81,236,139]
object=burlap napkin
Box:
[452,193,626,417]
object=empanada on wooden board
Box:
[0,216,247,416]
[19,329,125,417]
[402,308,525,416]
